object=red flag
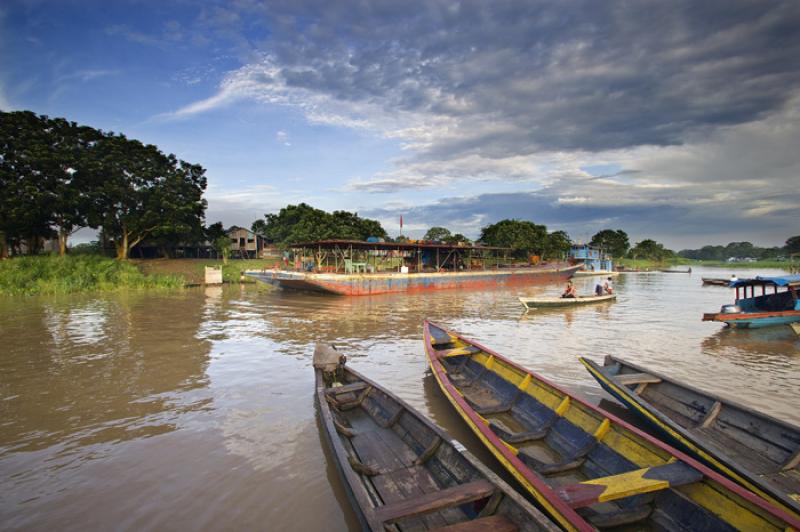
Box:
[400,215,403,230]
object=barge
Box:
[247,239,580,296]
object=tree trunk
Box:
[117,230,129,260]
[0,231,7,259]
[58,228,68,256]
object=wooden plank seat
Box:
[433,514,518,532]
[615,372,662,386]
[489,416,554,444]
[555,461,703,508]
[441,345,482,357]
[519,438,597,475]
[374,479,496,524]
[326,381,370,395]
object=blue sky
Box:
[2,1,799,249]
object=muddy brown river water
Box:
[1,267,798,530]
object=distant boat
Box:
[701,277,733,286]
[703,275,800,328]
[313,344,557,531]
[659,268,692,273]
[581,355,800,518]
[422,321,800,531]
[518,294,616,309]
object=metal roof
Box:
[730,275,800,288]
[287,239,511,252]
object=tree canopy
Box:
[479,219,548,257]
[678,240,786,260]
[256,203,387,246]
[628,239,674,261]
[590,229,629,258]
[0,110,207,259]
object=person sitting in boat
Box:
[604,277,614,294]
[595,283,604,296]
[561,281,577,298]
[730,274,738,283]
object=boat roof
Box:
[730,274,800,288]
[287,239,511,252]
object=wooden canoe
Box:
[518,294,616,309]
[701,277,732,286]
[313,344,558,531]
[791,322,800,336]
[423,321,800,531]
[581,355,800,518]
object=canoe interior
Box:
[316,365,555,531]
[596,356,800,515]
[424,322,800,531]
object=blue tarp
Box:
[730,275,800,288]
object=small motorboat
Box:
[313,343,558,531]
[422,321,800,531]
[703,275,800,328]
[581,355,800,518]
[518,293,616,310]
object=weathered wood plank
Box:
[326,381,369,395]
[375,479,495,524]
[616,372,662,386]
[699,400,722,428]
[432,514,518,532]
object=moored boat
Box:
[423,321,800,531]
[518,294,616,309]
[313,344,558,531]
[659,268,692,274]
[580,355,800,518]
[703,275,800,328]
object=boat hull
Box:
[580,356,800,518]
[518,294,616,308]
[703,310,800,328]
[423,321,800,531]
[249,264,581,295]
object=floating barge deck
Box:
[246,239,580,295]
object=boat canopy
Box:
[730,275,800,288]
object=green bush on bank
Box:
[0,255,184,296]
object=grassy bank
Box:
[133,258,280,284]
[0,255,184,296]
[688,259,795,269]
[614,257,795,271]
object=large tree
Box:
[628,239,674,261]
[590,229,629,258]
[479,219,548,257]
[423,226,453,242]
[257,203,387,246]
[785,235,800,255]
[543,230,571,259]
[88,135,207,259]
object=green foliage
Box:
[0,255,183,296]
[786,235,800,254]
[257,203,388,246]
[214,235,231,264]
[423,226,453,241]
[679,241,787,260]
[590,229,629,258]
[479,219,548,257]
[628,239,675,261]
[0,110,208,260]
[543,230,571,259]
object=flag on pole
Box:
[400,215,403,230]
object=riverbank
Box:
[0,256,280,296]
[615,258,794,271]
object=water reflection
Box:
[0,266,798,530]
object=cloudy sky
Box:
[2,1,798,249]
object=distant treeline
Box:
[0,111,207,259]
[678,238,799,261]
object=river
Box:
[1,267,798,530]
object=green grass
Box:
[687,259,795,270]
[0,255,184,296]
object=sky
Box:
[2,0,799,250]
